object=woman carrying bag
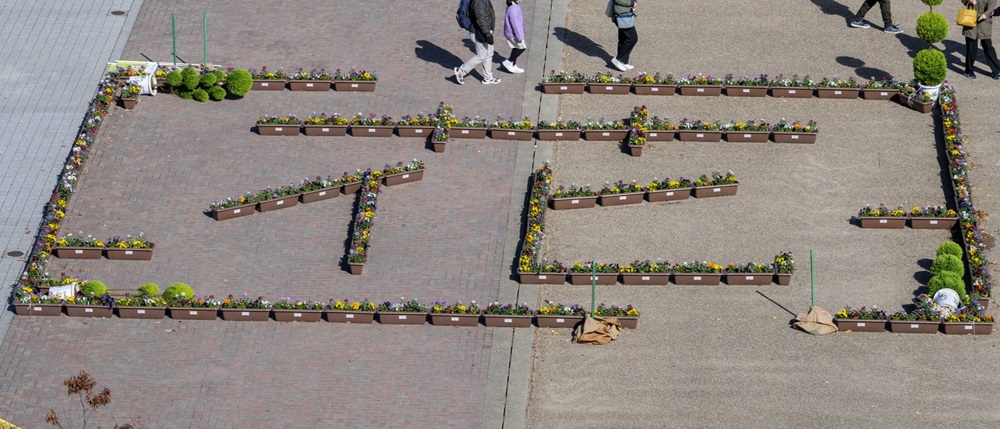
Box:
[609,0,638,72]
[962,0,1000,79]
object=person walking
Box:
[610,0,638,72]
[501,0,526,74]
[455,0,501,84]
[963,0,1000,79]
[849,0,903,34]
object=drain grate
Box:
[110,10,127,16]
[5,250,25,257]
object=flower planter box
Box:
[725,131,770,143]
[65,305,113,318]
[901,96,933,114]
[583,129,628,141]
[619,272,671,285]
[599,192,645,206]
[834,319,886,332]
[627,144,643,156]
[212,203,256,221]
[54,247,103,259]
[342,182,363,194]
[351,125,394,137]
[252,80,286,90]
[678,85,722,96]
[541,82,585,94]
[288,80,330,91]
[121,97,138,110]
[448,127,488,139]
[490,128,534,141]
[168,308,218,320]
[432,141,446,153]
[550,196,598,210]
[978,297,990,310]
[535,129,581,141]
[568,272,618,285]
[942,322,993,335]
[888,320,939,334]
[396,126,435,138]
[676,130,723,142]
[772,132,817,144]
[615,316,639,329]
[378,311,427,325]
[430,312,481,327]
[257,124,301,136]
[859,217,906,229]
[909,217,957,229]
[220,308,271,321]
[303,125,348,136]
[725,86,768,97]
[518,271,567,284]
[383,170,424,186]
[862,88,898,100]
[588,83,631,94]
[14,303,63,316]
[724,272,773,285]
[300,188,340,203]
[105,248,153,261]
[775,272,791,286]
[333,80,376,92]
[633,84,675,95]
[482,313,534,328]
[347,262,364,275]
[815,88,860,99]
[770,87,813,98]
[535,314,585,328]
[672,273,722,285]
[326,310,375,323]
[273,309,323,322]
[642,130,673,141]
[257,196,299,212]
[117,306,166,319]
[692,183,738,198]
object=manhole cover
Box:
[6,250,24,257]
[110,10,127,16]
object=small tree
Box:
[914,0,948,88]
[46,371,142,429]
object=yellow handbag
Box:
[957,5,977,27]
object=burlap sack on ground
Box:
[574,316,622,344]
[794,306,838,335]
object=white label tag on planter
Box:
[696,88,705,93]
[879,219,888,224]
[666,191,674,196]
[745,276,754,280]
[743,134,752,138]
[305,83,314,87]
[555,132,563,137]
[137,309,146,314]
[233,209,241,214]
[618,196,627,200]
[318,191,326,196]
[125,250,133,255]
[713,188,721,193]
[538,275,548,280]
[965,325,973,330]
[415,129,423,134]
[504,318,513,323]
[571,199,579,204]
[351,83,359,88]
[368,128,377,133]
[451,317,460,322]
[696,133,704,138]
[559,86,568,90]
[602,132,610,137]
[930,220,938,225]
[742,88,750,93]
[880,91,888,96]
[294,313,302,317]
[276,200,284,205]
[556,318,565,323]
[649,132,658,137]
[461,129,470,134]
[507,131,515,136]
[189,311,198,315]
[402,174,410,179]
[910,324,919,329]
[788,90,797,94]
[834,90,842,95]
[641,276,650,281]
[241,311,250,316]
[857,322,866,327]
[792,135,799,139]
[346,314,354,319]
[75,250,83,254]
[693,276,702,281]
[275,127,283,131]
[85,308,93,313]
[322,128,329,132]
[261,82,269,87]
[651,87,659,92]
[604,86,613,91]
[399,315,407,320]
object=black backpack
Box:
[456,0,474,32]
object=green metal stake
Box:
[171,13,177,65]
[810,250,815,307]
[591,259,597,316]
[202,12,207,65]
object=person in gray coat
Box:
[455,0,501,85]
[963,0,1000,79]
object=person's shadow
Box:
[415,40,462,71]
[553,26,612,64]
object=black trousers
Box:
[616,26,638,63]
[965,37,1000,75]
[855,0,892,26]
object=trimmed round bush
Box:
[936,240,963,259]
[199,72,217,87]
[208,85,226,101]
[211,70,226,83]
[225,69,252,97]
[80,280,108,296]
[927,271,966,297]
[192,88,209,102]
[176,89,193,100]
[162,283,194,301]
[930,253,964,278]
[921,0,944,7]
[181,67,200,91]
[914,48,947,86]
[137,282,159,296]
[165,70,183,87]
[916,12,948,45]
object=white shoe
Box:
[623,63,635,70]
[512,64,525,74]
[453,67,465,85]
[611,58,628,72]
[502,60,516,73]
[483,77,501,84]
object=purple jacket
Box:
[504,4,524,40]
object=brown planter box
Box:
[888,320,940,334]
[105,248,153,261]
[643,129,673,141]
[342,182,362,194]
[326,310,375,323]
[273,309,323,322]
[678,85,722,96]
[535,314,585,328]
[333,80,376,92]
[121,97,138,110]
[117,306,166,319]
[724,272,774,285]
[482,314,533,328]
[257,196,299,212]
[550,196,597,209]
[54,247,103,259]
[378,311,427,325]
[941,322,988,335]
[303,125,348,136]
[583,129,628,141]
[770,87,813,98]
[65,305,113,318]
[288,80,330,91]
[257,124,301,136]
[676,130,723,142]
[834,319,886,332]
[725,86,767,97]
[168,307,218,320]
[775,273,791,286]
[627,144,643,156]
[431,141,446,153]
[14,303,63,316]
[978,297,990,310]
[900,95,934,114]
[535,129,581,141]
[212,203,256,221]
[725,131,770,143]
[599,192,644,206]
[909,217,957,229]
[383,170,423,186]
[816,88,860,99]
[859,217,906,229]
[220,308,271,321]
[490,128,534,141]
[861,88,899,100]
[672,273,723,285]
[633,84,675,95]
[300,188,340,203]
[518,271,567,284]
[449,127,487,139]
[252,80,286,90]
[772,132,817,144]
[587,83,631,94]
[568,272,618,285]
[351,125,394,137]
[430,312,481,327]
[615,316,639,329]
[347,262,364,275]
[541,82,585,94]
[397,126,435,138]
[692,183,738,198]
[619,272,671,285]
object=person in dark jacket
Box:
[455,0,501,85]
[610,0,638,72]
[963,0,1000,79]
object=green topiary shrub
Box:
[211,70,226,83]
[936,240,963,259]
[930,253,964,278]
[916,12,948,44]
[208,85,226,101]
[921,0,943,7]
[927,271,966,297]
[137,282,159,296]
[225,69,252,97]
[166,70,183,87]
[162,283,194,301]
[192,88,209,102]
[914,48,947,86]
[181,67,200,91]
[80,280,108,296]
[176,89,193,100]
[199,72,217,87]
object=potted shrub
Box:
[303,112,349,136]
[272,298,324,322]
[256,114,301,136]
[619,259,671,285]
[913,0,948,101]
[771,118,818,143]
[104,233,155,260]
[676,118,723,142]
[590,303,640,329]
[861,76,903,100]
[382,159,425,186]
[908,205,957,229]
[377,297,428,325]
[671,261,724,285]
[535,119,582,141]
[815,75,861,99]
[774,251,794,285]
[632,72,675,95]
[298,175,342,203]
[550,184,597,209]
[225,68,252,97]
[768,73,815,98]
[333,66,377,91]
[396,113,439,138]
[677,73,723,96]
[646,177,692,202]
[115,293,167,319]
[249,66,287,90]
[429,300,481,326]
[582,118,627,141]
[569,261,620,285]
[219,293,271,321]
[535,302,586,328]
[833,305,887,332]
[541,69,586,94]
[255,184,299,212]
[723,73,769,97]
[349,112,395,137]
[598,180,644,206]
[724,262,775,285]
[120,83,141,109]
[481,302,534,327]
[53,233,105,259]
[490,115,534,140]
[692,170,738,198]
[858,203,906,228]
[288,67,332,91]
[209,192,257,221]
[586,71,632,94]
[722,119,771,143]
[325,298,377,323]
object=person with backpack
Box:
[609,0,638,72]
[501,0,526,74]
[454,0,501,85]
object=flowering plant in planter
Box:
[537,302,585,316]
[774,251,794,273]
[347,173,379,263]
[396,113,439,127]
[863,76,903,89]
[18,293,64,304]
[520,164,554,272]
[551,184,595,198]
[167,294,220,308]
[121,83,141,99]
[519,256,567,273]
[249,66,287,80]
[257,114,301,125]
[384,159,424,174]
[571,261,620,273]
[592,303,640,317]
[647,177,693,191]
[677,118,721,131]
[672,261,723,273]
[726,262,774,273]
[722,120,770,132]
[723,73,768,86]
[772,119,818,132]
[600,180,644,195]
[298,175,341,193]
[768,73,816,87]
[909,205,956,217]
[430,300,480,314]
[210,192,257,210]
[627,128,645,146]
[587,71,631,83]
[106,233,154,249]
[889,307,941,321]
[340,169,365,185]
[492,115,534,129]
[326,298,377,311]
[350,113,394,126]
[945,303,993,323]
[56,233,105,248]
[290,68,332,80]
[816,75,860,88]
[677,73,723,85]
[630,105,649,123]
[545,69,586,83]
[115,294,167,307]
[634,72,675,85]
[619,259,670,273]
[432,127,448,142]
[858,203,905,217]
[66,294,112,306]
[255,185,298,202]
[693,170,737,187]
[483,302,532,315]
[108,65,149,79]
[272,298,324,310]
[333,66,377,81]
[536,119,581,130]
[304,113,349,125]
[378,297,429,312]
[451,115,488,128]
[835,305,887,320]
[582,118,626,130]
[220,293,271,309]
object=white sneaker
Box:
[611,58,628,72]
[623,63,635,70]
[453,67,465,85]
[512,64,525,74]
[483,77,501,84]
[502,60,516,73]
